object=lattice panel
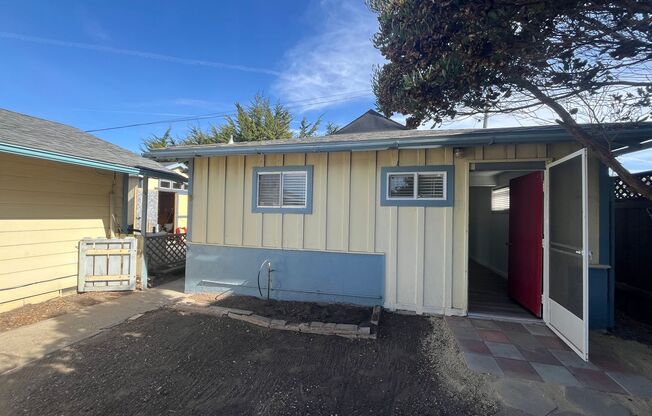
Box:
[615,171,652,201]
[143,233,187,273]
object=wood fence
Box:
[614,170,652,323]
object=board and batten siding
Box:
[189,142,602,314]
[0,153,125,312]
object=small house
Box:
[0,109,182,312]
[147,113,652,360]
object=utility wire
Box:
[85,90,373,133]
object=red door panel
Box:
[508,172,544,317]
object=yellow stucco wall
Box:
[0,153,125,312]
[189,142,603,314]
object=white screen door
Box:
[543,149,589,361]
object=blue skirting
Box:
[185,244,384,306]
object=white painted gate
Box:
[78,237,137,292]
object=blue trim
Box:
[251,165,314,214]
[380,165,455,207]
[0,141,139,174]
[185,244,384,306]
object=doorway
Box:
[157,191,176,233]
[467,162,545,320]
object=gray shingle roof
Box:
[335,109,407,134]
[0,108,175,176]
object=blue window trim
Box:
[252,165,313,214]
[380,165,455,207]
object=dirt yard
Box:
[0,291,131,333]
[0,307,497,416]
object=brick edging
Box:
[173,302,381,339]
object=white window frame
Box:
[256,170,308,209]
[385,171,448,201]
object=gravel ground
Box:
[0,307,498,416]
[0,291,131,333]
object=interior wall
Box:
[468,187,509,277]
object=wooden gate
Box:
[78,237,137,292]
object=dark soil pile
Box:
[213,295,372,325]
[0,309,498,415]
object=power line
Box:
[85,90,373,133]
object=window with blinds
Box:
[256,170,308,208]
[387,171,447,200]
[491,186,510,211]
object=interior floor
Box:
[468,261,538,320]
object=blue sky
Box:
[0,0,650,171]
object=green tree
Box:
[297,115,322,138]
[140,128,175,152]
[369,0,652,200]
[220,93,293,142]
[326,122,340,135]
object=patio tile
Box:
[478,329,511,343]
[486,341,525,360]
[517,345,561,365]
[531,362,581,386]
[524,323,555,337]
[463,352,504,376]
[495,321,529,333]
[505,332,543,348]
[457,339,491,355]
[550,350,598,370]
[445,316,473,328]
[495,358,543,382]
[569,367,628,394]
[451,325,481,340]
[606,372,652,398]
[469,319,499,330]
[535,335,571,351]
[589,353,635,374]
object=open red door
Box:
[508,172,544,317]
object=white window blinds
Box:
[281,172,307,206]
[417,173,445,199]
[257,171,307,208]
[491,187,510,211]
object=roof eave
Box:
[0,141,140,174]
[146,130,573,160]
[0,141,185,180]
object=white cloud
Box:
[272,0,383,111]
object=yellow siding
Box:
[0,153,126,312]
[189,141,603,314]
[303,153,328,250]
[326,152,350,251]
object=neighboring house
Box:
[147,111,652,360]
[334,109,407,135]
[0,109,182,312]
[127,162,189,234]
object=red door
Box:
[508,172,544,317]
